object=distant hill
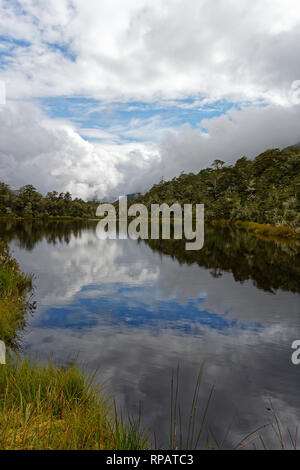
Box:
[131,146,300,227]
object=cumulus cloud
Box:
[1,0,300,102]
[159,104,300,179]
[1,100,299,200]
[0,101,160,199]
[0,0,300,198]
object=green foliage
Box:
[0,241,148,450]
[0,355,149,450]
[0,184,99,219]
[0,241,32,346]
[133,146,300,228]
[234,221,297,238]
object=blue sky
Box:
[41,95,237,143]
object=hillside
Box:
[133,146,300,227]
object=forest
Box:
[133,146,300,228]
[0,185,98,219]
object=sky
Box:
[0,0,300,200]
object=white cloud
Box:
[0,0,299,102]
[0,100,300,200]
[159,104,300,179]
[0,1,300,198]
[11,229,300,324]
[0,101,161,199]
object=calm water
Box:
[1,219,300,449]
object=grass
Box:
[0,355,149,450]
[0,239,148,450]
[169,365,215,450]
[167,365,266,450]
[234,220,298,239]
[261,400,299,450]
[0,357,298,450]
[209,219,299,241]
[168,365,299,450]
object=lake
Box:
[1,219,300,449]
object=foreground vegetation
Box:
[0,241,32,347]
[0,356,148,450]
[0,240,148,450]
[132,146,300,231]
[0,355,298,450]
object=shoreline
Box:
[1,215,299,242]
[210,219,299,241]
[0,240,148,450]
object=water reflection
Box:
[2,219,300,448]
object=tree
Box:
[24,202,33,218]
[212,159,225,170]
[64,192,72,203]
[46,191,58,202]
[18,185,37,200]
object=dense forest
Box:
[1,145,299,225]
[133,146,300,228]
[0,184,98,219]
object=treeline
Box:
[133,146,300,227]
[0,184,98,219]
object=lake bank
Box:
[210,219,300,241]
[0,240,148,450]
[0,240,32,347]
[0,355,148,450]
[1,214,299,243]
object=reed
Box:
[234,220,298,239]
[167,365,297,450]
[0,355,149,450]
